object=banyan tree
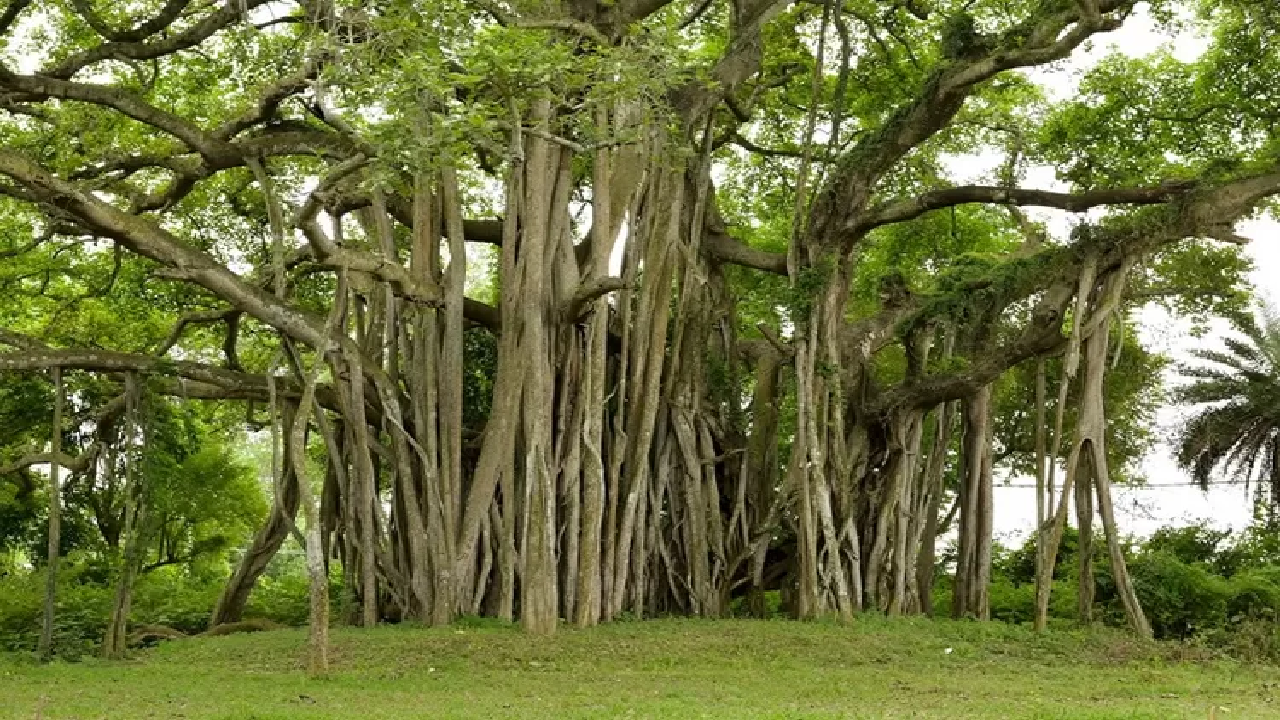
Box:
[0,0,1276,669]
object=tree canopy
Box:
[0,0,1276,667]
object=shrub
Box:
[130,573,222,634]
[1129,551,1229,639]
[0,568,111,659]
[1204,618,1280,663]
[1143,523,1229,567]
[0,553,335,659]
[1226,569,1280,622]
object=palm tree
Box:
[1174,305,1280,519]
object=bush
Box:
[1143,523,1229,567]
[995,528,1082,586]
[1203,618,1280,663]
[1226,569,1280,622]
[728,589,784,618]
[1215,524,1280,577]
[241,557,345,626]
[130,573,222,635]
[0,568,111,659]
[1129,551,1229,639]
[987,576,1034,624]
[0,552,336,659]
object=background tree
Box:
[1175,305,1280,521]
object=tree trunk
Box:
[512,102,564,635]
[104,375,144,660]
[1075,457,1095,624]
[213,408,301,626]
[953,385,993,620]
[293,386,330,676]
[1033,359,1048,628]
[914,400,954,617]
[1080,317,1150,637]
[39,367,63,661]
[1034,266,1150,637]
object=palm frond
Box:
[1174,302,1280,506]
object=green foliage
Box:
[940,12,985,60]
[995,527,1083,586]
[1225,569,1280,622]
[243,553,345,628]
[979,520,1280,659]
[982,576,1079,626]
[1142,522,1230,567]
[1128,551,1230,639]
[1215,522,1280,577]
[462,327,499,431]
[1,384,264,577]
[1139,240,1253,326]
[994,324,1167,483]
[782,254,833,323]
[1173,305,1280,514]
[142,441,266,573]
[0,552,340,658]
[0,568,108,660]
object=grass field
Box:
[2,617,1277,719]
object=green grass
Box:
[2,617,1277,719]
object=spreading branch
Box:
[876,162,1280,411]
[0,148,330,348]
[45,0,271,80]
[856,181,1197,233]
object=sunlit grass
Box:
[2,616,1275,719]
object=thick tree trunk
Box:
[514,102,563,635]
[340,346,379,627]
[790,338,821,618]
[743,349,782,616]
[914,399,955,616]
[887,410,924,616]
[953,385,993,620]
[575,297,609,626]
[611,166,680,619]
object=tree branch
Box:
[0,0,32,36]
[0,148,330,348]
[856,181,1197,233]
[810,0,1135,248]
[153,309,239,358]
[876,162,1280,412]
[0,70,239,164]
[44,0,272,80]
[0,448,98,475]
[704,231,788,274]
[0,326,49,350]
[68,0,192,44]
[0,348,266,389]
[565,276,629,321]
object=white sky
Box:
[986,4,1279,544]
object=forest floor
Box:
[2,616,1277,719]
